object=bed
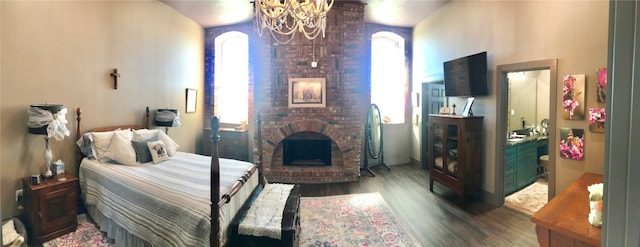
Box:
[74,107,261,247]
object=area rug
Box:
[298,192,422,247]
[43,193,421,247]
[43,214,114,247]
[505,180,548,216]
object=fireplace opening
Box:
[283,134,331,166]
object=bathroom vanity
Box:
[505,136,548,195]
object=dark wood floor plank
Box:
[299,163,538,247]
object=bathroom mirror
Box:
[507,70,550,132]
[362,104,390,176]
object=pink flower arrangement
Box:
[560,134,584,160]
[597,68,607,88]
[563,75,581,118]
[588,108,606,126]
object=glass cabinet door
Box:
[431,122,460,178]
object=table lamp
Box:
[155,109,180,134]
[27,104,70,178]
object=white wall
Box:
[0,1,204,219]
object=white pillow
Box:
[91,129,132,162]
[147,140,170,164]
[157,130,179,156]
[133,129,159,141]
[132,129,178,156]
[102,131,137,166]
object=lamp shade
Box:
[155,109,180,127]
[27,104,65,135]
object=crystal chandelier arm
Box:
[255,0,333,44]
[257,0,290,19]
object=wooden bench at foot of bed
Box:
[229,184,301,247]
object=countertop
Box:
[531,172,603,246]
[507,135,548,146]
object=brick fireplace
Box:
[203,2,384,183]
[254,2,368,183]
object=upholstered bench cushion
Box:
[229,184,301,247]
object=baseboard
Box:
[409,157,420,167]
[481,189,502,206]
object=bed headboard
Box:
[75,107,151,173]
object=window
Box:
[371,31,406,124]
[214,31,249,124]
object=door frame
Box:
[495,59,558,205]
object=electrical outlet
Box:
[15,189,23,202]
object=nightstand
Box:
[22,173,78,245]
[219,128,248,161]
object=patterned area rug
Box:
[505,180,548,216]
[43,214,114,247]
[43,193,420,246]
[298,192,422,247]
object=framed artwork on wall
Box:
[186,88,197,113]
[562,74,586,120]
[288,78,326,108]
[588,107,606,133]
[559,128,585,161]
[596,67,607,103]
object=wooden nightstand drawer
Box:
[23,173,78,245]
[219,129,248,161]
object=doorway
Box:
[495,59,558,208]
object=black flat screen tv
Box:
[443,51,488,97]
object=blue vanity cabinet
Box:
[504,146,518,195]
[505,140,538,195]
[516,141,538,189]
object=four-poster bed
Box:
[74,107,261,247]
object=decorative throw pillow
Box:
[91,129,132,162]
[132,129,159,141]
[147,140,169,164]
[157,130,180,157]
[131,136,159,163]
[75,133,95,159]
[103,131,137,166]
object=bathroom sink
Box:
[507,138,526,143]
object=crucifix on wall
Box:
[110,68,120,89]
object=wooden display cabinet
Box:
[428,114,483,206]
[22,173,78,245]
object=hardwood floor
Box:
[299,163,539,247]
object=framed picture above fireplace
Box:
[288,77,326,108]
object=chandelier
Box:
[255,0,334,44]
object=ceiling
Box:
[160,0,450,28]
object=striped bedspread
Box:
[79,152,256,246]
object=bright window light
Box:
[371,31,406,124]
[214,31,249,124]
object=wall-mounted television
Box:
[443,51,488,97]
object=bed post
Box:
[75,108,83,172]
[145,106,150,129]
[257,113,265,185]
[210,116,221,247]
